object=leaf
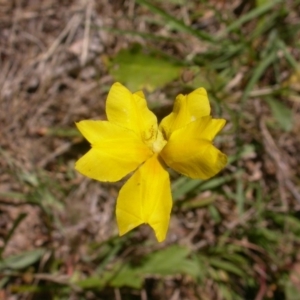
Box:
[109,263,143,289]
[77,276,107,289]
[209,258,246,277]
[78,262,143,290]
[0,249,46,271]
[266,97,293,131]
[80,246,200,290]
[107,46,182,92]
[139,245,199,278]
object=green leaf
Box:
[78,261,143,290]
[109,263,143,289]
[77,275,106,289]
[139,245,199,278]
[107,46,182,92]
[209,258,246,277]
[266,97,293,131]
[0,249,46,271]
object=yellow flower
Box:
[75,82,227,242]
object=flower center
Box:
[143,127,167,154]
[151,130,167,153]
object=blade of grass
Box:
[249,10,279,40]
[265,97,293,131]
[173,170,243,201]
[236,175,244,216]
[251,182,264,222]
[219,0,284,36]
[135,0,216,42]
[172,178,202,200]
[97,26,178,42]
[277,39,300,70]
[0,277,9,289]
[96,241,123,274]
[0,192,26,201]
[197,173,241,193]
[227,144,255,164]
[180,195,216,211]
[209,257,246,277]
[0,213,27,258]
[208,205,221,223]
[241,50,278,104]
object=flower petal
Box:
[75,120,153,182]
[133,90,145,98]
[160,87,210,139]
[160,117,227,179]
[116,154,172,242]
[183,116,227,141]
[106,82,157,142]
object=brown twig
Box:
[259,118,300,206]
[81,0,93,66]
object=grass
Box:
[0,0,300,299]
